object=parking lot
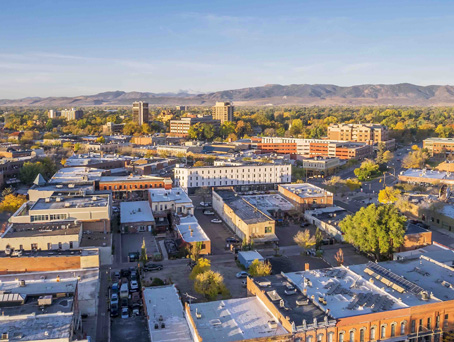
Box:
[120,233,160,263]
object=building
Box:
[259,137,373,160]
[327,123,394,148]
[237,250,264,268]
[213,188,278,244]
[304,206,351,241]
[60,108,84,121]
[132,101,149,125]
[0,155,36,188]
[48,109,58,118]
[176,105,187,111]
[424,137,454,156]
[49,167,106,184]
[0,275,81,342]
[278,183,334,209]
[176,215,211,255]
[102,121,125,134]
[64,153,132,169]
[401,222,432,252]
[398,168,454,185]
[174,162,291,193]
[186,297,288,342]
[98,174,172,200]
[156,145,203,156]
[148,187,194,216]
[299,157,341,177]
[143,285,192,342]
[212,101,234,123]
[120,201,155,233]
[245,252,454,342]
[170,115,220,137]
[28,183,96,201]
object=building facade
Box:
[212,101,234,123]
[424,137,454,156]
[132,101,149,125]
[278,183,334,209]
[61,108,84,121]
[169,115,220,137]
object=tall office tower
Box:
[212,101,234,123]
[132,101,149,125]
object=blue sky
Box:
[1,0,454,98]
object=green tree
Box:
[314,228,323,251]
[378,187,401,204]
[74,143,82,152]
[248,259,272,277]
[376,143,394,164]
[293,229,316,254]
[0,194,27,213]
[194,270,229,300]
[220,121,236,138]
[354,159,380,181]
[289,119,303,136]
[339,204,406,260]
[190,257,211,280]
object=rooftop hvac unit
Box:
[38,295,52,306]
[45,198,51,203]
[64,202,71,208]
[56,197,62,202]
[68,184,75,188]
[56,185,63,189]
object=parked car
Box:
[128,252,139,262]
[211,218,222,223]
[199,202,211,207]
[143,263,163,272]
[110,292,119,305]
[121,298,128,308]
[111,282,119,293]
[120,283,129,299]
[121,307,129,319]
[113,271,121,279]
[130,280,139,292]
[226,237,240,244]
[11,249,22,257]
[110,303,119,317]
[236,271,249,279]
[131,292,141,305]
[130,270,137,281]
[203,210,215,215]
[132,305,140,316]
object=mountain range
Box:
[3,83,454,107]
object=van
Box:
[120,283,129,299]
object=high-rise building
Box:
[212,101,234,123]
[132,101,149,125]
[60,108,83,121]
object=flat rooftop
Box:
[143,285,192,342]
[424,137,454,143]
[0,313,73,342]
[29,183,95,193]
[0,277,77,297]
[30,195,109,211]
[99,175,169,183]
[215,190,273,225]
[148,187,192,204]
[279,183,332,198]
[399,169,454,181]
[49,167,104,184]
[188,297,288,342]
[2,295,74,316]
[242,194,294,215]
[305,206,350,227]
[177,215,210,243]
[4,221,82,238]
[120,201,154,224]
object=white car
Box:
[203,210,215,215]
[121,307,129,319]
[211,219,222,224]
[236,271,249,279]
[200,202,211,207]
[130,280,139,292]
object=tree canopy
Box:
[378,187,401,204]
[354,159,380,181]
[248,259,272,277]
[0,194,27,213]
[339,204,406,260]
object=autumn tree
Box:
[189,257,211,280]
[140,238,148,263]
[402,148,429,169]
[378,187,401,204]
[0,194,27,213]
[194,270,229,300]
[339,204,406,260]
[334,248,344,266]
[354,159,380,181]
[376,143,394,165]
[248,259,272,277]
[293,229,316,254]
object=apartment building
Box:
[423,137,454,156]
[212,188,277,244]
[278,183,334,209]
[169,115,220,137]
[132,101,149,125]
[328,123,393,145]
[259,137,373,160]
[60,108,84,120]
[212,101,234,123]
[299,156,341,177]
[173,162,291,192]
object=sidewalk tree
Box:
[339,204,406,260]
[293,229,316,254]
[248,259,272,277]
[378,187,401,204]
[376,143,394,165]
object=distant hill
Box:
[3,83,454,106]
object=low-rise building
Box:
[28,183,96,201]
[423,137,454,156]
[298,156,341,177]
[0,155,36,188]
[213,188,277,244]
[120,201,155,233]
[176,215,211,255]
[401,222,432,252]
[170,115,220,137]
[156,145,203,156]
[327,123,395,149]
[148,187,194,216]
[102,121,125,134]
[237,250,264,268]
[398,168,454,185]
[174,162,291,193]
[64,153,132,170]
[278,183,334,209]
[304,206,351,241]
[49,167,106,184]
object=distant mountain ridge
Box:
[3,83,454,106]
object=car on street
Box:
[236,271,249,278]
[143,263,163,272]
[203,210,215,215]
[111,282,119,293]
[226,237,240,244]
[130,270,137,281]
[211,218,222,223]
[121,307,129,319]
[130,280,139,292]
[111,292,119,305]
[200,202,211,207]
[113,271,120,279]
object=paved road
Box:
[96,265,110,342]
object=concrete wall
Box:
[0,233,80,251]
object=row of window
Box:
[184,178,291,187]
[30,214,67,222]
[177,167,290,176]
[185,174,280,181]
[102,183,164,190]
[29,241,74,250]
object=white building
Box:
[148,187,194,215]
[173,163,291,191]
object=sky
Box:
[1,0,454,98]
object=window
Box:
[427,317,432,330]
[349,331,354,342]
[316,334,323,342]
[419,319,423,331]
[339,333,344,342]
[360,329,365,342]
[58,242,62,249]
[391,323,396,337]
[436,315,440,329]
[306,336,312,342]
[31,243,38,250]
[371,327,376,340]
[401,322,406,335]
[47,243,52,250]
[70,241,73,249]
[411,320,416,333]
[381,325,386,339]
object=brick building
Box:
[278,183,334,209]
[327,123,395,149]
[424,137,454,156]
